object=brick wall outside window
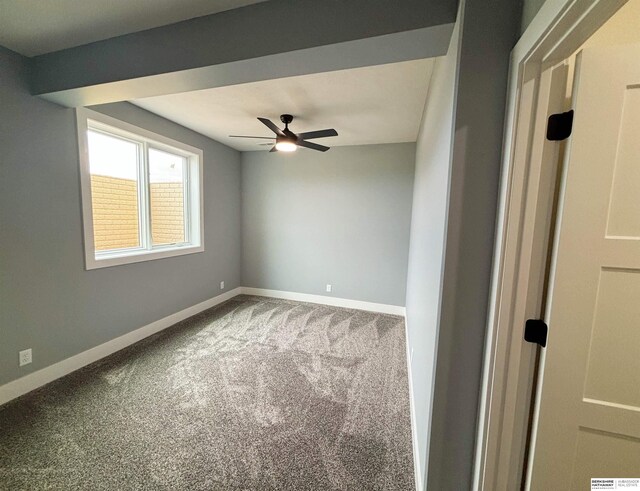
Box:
[150,182,185,245]
[90,175,185,251]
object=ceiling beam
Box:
[29,0,456,107]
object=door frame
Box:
[473,0,629,489]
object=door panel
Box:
[571,429,640,489]
[584,269,640,408]
[606,87,640,238]
[527,44,640,490]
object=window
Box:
[77,109,203,269]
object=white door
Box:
[527,44,640,490]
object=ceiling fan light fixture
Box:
[275,137,297,152]
[230,115,336,153]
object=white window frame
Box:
[76,108,204,270]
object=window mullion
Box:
[141,141,153,251]
[183,157,190,244]
[134,141,146,252]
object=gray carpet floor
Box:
[0,295,414,490]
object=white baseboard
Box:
[240,287,406,316]
[404,318,422,491]
[0,287,241,406]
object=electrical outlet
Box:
[220,281,225,290]
[19,348,32,367]
[326,284,332,293]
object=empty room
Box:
[2,0,638,490]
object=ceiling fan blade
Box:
[296,129,338,140]
[269,146,278,152]
[298,140,330,152]
[258,143,274,146]
[258,117,285,136]
[229,135,275,139]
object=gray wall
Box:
[426,0,522,488]
[241,144,415,306]
[521,0,546,33]
[404,16,461,488]
[0,46,242,386]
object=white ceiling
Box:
[0,0,266,56]
[132,59,435,152]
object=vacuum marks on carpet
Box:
[0,296,414,490]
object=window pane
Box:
[149,148,186,245]
[88,130,141,251]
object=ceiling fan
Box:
[229,114,338,152]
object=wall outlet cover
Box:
[220,281,225,290]
[326,284,332,293]
[19,348,32,367]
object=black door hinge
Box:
[524,319,548,347]
[546,110,574,141]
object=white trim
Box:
[404,317,422,491]
[240,287,406,316]
[88,243,205,269]
[474,1,628,490]
[0,288,241,406]
[77,108,203,161]
[75,108,205,270]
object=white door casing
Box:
[527,43,640,489]
[483,61,570,491]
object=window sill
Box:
[85,244,204,270]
